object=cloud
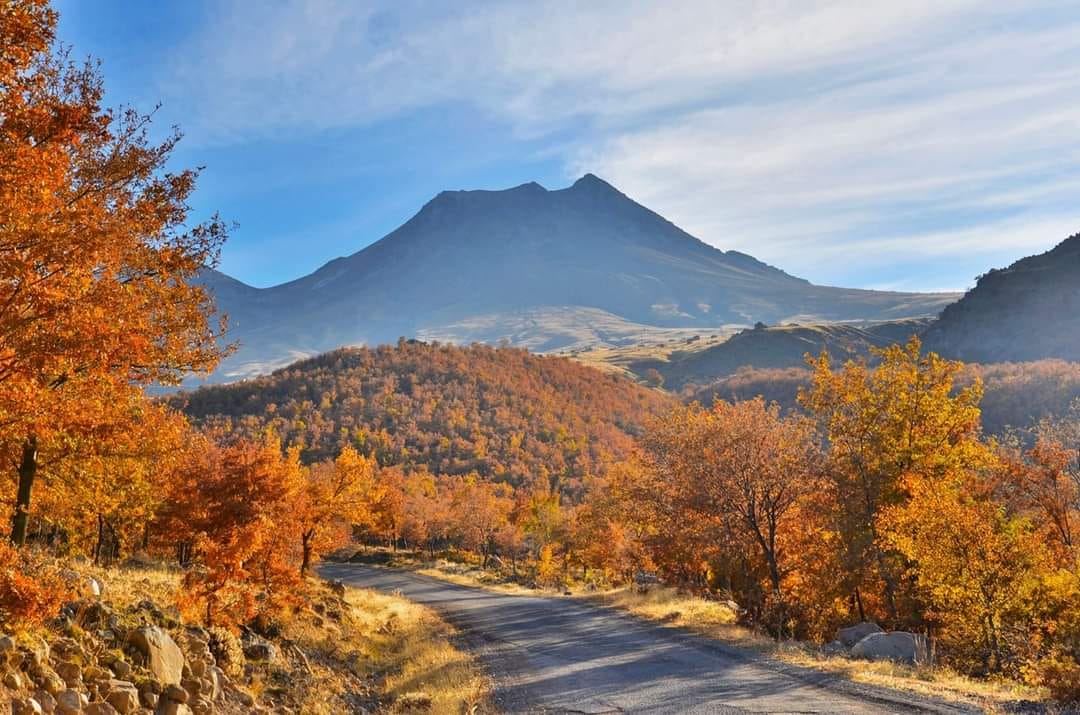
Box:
[166,0,1080,290]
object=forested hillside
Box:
[171,341,675,493]
[923,231,1080,362]
[697,359,1080,436]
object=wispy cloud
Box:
[166,0,1080,290]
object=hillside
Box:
[695,359,1080,436]
[169,341,675,493]
[576,319,930,390]
[923,232,1080,362]
[199,175,958,381]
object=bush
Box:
[0,542,69,630]
[1035,652,1080,703]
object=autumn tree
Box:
[296,446,377,575]
[799,337,984,625]
[449,475,512,568]
[1,0,228,545]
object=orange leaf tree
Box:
[0,0,228,545]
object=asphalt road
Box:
[320,564,976,715]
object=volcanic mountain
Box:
[200,175,958,381]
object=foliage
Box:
[170,341,674,495]
[0,541,68,629]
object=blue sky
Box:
[55,1,1080,292]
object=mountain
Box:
[169,341,676,494]
[921,232,1080,363]
[201,175,958,381]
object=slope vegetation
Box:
[923,232,1080,362]
[170,341,675,493]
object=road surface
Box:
[320,564,975,714]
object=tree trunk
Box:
[11,436,38,547]
[300,531,313,576]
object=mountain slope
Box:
[922,232,1080,362]
[202,175,958,380]
[170,341,676,494]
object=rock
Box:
[821,640,848,656]
[55,689,87,715]
[851,631,931,665]
[104,680,140,714]
[181,676,205,700]
[206,666,224,701]
[109,660,131,679]
[139,691,159,710]
[241,635,276,663]
[190,698,212,715]
[837,622,884,648]
[130,626,185,685]
[55,661,82,687]
[236,690,255,707]
[85,704,118,715]
[39,671,65,696]
[34,691,57,715]
[12,698,44,715]
[5,669,25,689]
[83,664,110,682]
[0,634,16,662]
[163,683,190,704]
[155,703,193,715]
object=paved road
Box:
[321,564,975,714]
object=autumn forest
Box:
[3,0,1080,712]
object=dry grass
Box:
[59,560,491,714]
[341,587,492,714]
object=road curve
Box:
[320,564,975,714]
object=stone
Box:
[236,690,255,707]
[241,636,276,663]
[181,677,205,700]
[190,698,212,715]
[139,691,159,710]
[34,691,57,715]
[836,622,884,648]
[85,704,118,715]
[55,689,86,715]
[83,664,110,682]
[39,671,65,696]
[5,669,25,689]
[104,680,139,714]
[162,684,189,704]
[850,631,931,665]
[206,666,224,701]
[109,660,131,679]
[155,703,193,715]
[0,634,16,661]
[130,626,185,686]
[55,661,82,687]
[12,698,44,715]
[821,640,848,656]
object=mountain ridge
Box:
[198,175,959,382]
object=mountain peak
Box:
[569,173,618,194]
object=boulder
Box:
[836,622,883,648]
[155,703,193,715]
[162,683,189,704]
[85,704,118,715]
[12,698,44,715]
[55,689,86,715]
[241,634,276,663]
[33,691,57,715]
[821,640,848,656]
[55,661,82,687]
[130,626,185,685]
[105,680,140,714]
[851,631,931,665]
[0,634,16,662]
